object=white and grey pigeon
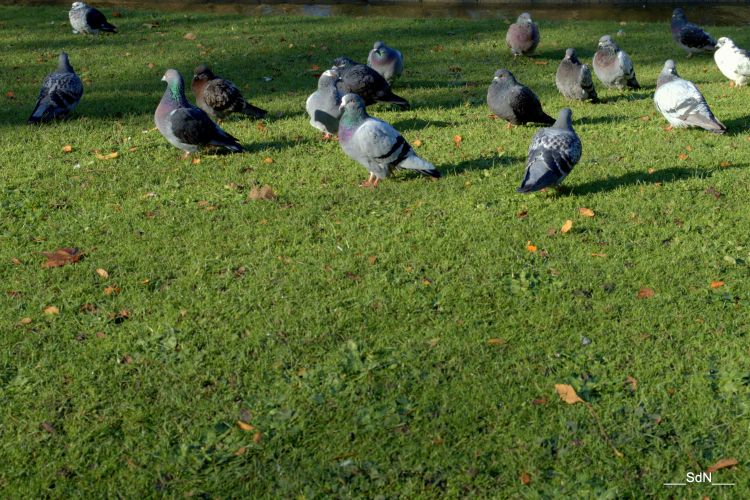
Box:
[487,69,554,126]
[155,69,245,155]
[556,48,599,102]
[654,59,725,134]
[366,41,403,85]
[337,93,439,187]
[69,2,117,35]
[518,108,582,193]
[671,8,715,57]
[714,37,750,86]
[27,52,83,124]
[306,68,343,137]
[505,12,540,57]
[593,35,640,90]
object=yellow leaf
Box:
[591,253,607,258]
[104,286,120,296]
[96,268,109,279]
[710,281,725,289]
[95,151,119,160]
[253,431,262,443]
[560,220,573,234]
[647,168,656,174]
[720,161,731,168]
[263,157,274,164]
[555,384,583,404]
[706,458,738,473]
[62,144,73,153]
[19,317,32,325]
[579,207,595,217]
[44,306,59,315]
[453,135,462,147]
[678,153,688,161]
[412,139,423,147]
[237,420,255,432]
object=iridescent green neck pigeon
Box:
[366,41,403,85]
[155,69,244,155]
[28,52,83,124]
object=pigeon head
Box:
[657,59,679,88]
[373,41,386,51]
[321,68,339,79]
[564,48,577,61]
[553,108,573,130]
[193,64,215,81]
[339,93,365,112]
[57,51,74,73]
[492,69,517,85]
[332,57,356,69]
[671,8,687,24]
[597,35,617,51]
[71,2,87,9]
[161,69,186,101]
[716,37,733,49]
[517,12,533,24]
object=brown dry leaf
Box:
[520,472,531,485]
[253,431,262,443]
[367,255,377,265]
[237,420,255,431]
[533,60,548,65]
[43,306,59,315]
[560,220,573,234]
[112,11,122,17]
[6,91,16,99]
[19,317,32,325]
[720,161,731,168]
[686,145,693,152]
[310,64,320,71]
[96,268,109,279]
[678,153,689,161]
[526,242,537,253]
[710,281,725,289]
[706,458,738,473]
[247,185,277,201]
[62,144,73,153]
[422,277,433,286]
[625,375,638,392]
[705,187,722,200]
[637,288,655,299]
[41,247,83,268]
[11,257,22,265]
[184,32,197,40]
[591,253,607,258]
[487,338,506,346]
[412,139,423,147]
[263,157,274,164]
[104,286,121,296]
[234,446,247,456]
[95,151,119,160]
[555,384,584,404]
[191,157,201,165]
[532,397,548,405]
[579,207,595,217]
[147,62,155,69]
[647,168,656,174]
[256,122,267,132]
[41,422,56,434]
[453,135,462,147]
[639,115,650,121]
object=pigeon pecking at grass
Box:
[671,8,716,57]
[505,12,540,57]
[337,93,439,187]
[155,69,245,156]
[654,59,725,134]
[517,108,582,193]
[487,69,554,126]
[593,35,640,90]
[556,48,599,102]
[68,2,117,34]
[306,68,343,137]
[28,52,83,124]
[714,37,750,87]
[191,64,266,120]
[332,57,409,108]
[367,41,403,85]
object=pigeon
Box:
[68,2,117,34]
[505,12,540,57]
[714,37,750,86]
[191,64,266,120]
[306,68,343,136]
[517,108,582,193]
[593,35,640,89]
[155,69,245,155]
[671,8,715,57]
[487,69,554,126]
[654,60,725,134]
[27,52,83,124]
[367,41,403,85]
[332,57,409,108]
[556,48,599,102]
[337,93,439,187]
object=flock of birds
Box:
[25,3,750,192]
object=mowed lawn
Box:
[1,5,750,496]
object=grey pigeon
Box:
[155,69,245,155]
[68,2,117,34]
[671,8,715,57]
[506,13,539,57]
[332,57,409,108]
[714,37,750,86]
[487,69,554,126]
[518,108,582,193]
[28,52,83,124]
[654,60,725,134]
[191,64,266,119]
[306,68,343,136]
[337,93,439,187]
[556,48,598,102]
[593,35,640,89]
[367,41,403,85]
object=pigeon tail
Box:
[379,91,409,108]
[397,154,440,178]
[99,22,117,33]
[240,101,267,119]
[210,131,245,152]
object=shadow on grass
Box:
[445,153,522,176]
[568,165,739,195]
[390,118,454,131]
[245,139,312,153]
[575,114,628,126]
[598,91,652,103]
[721,116,750,136]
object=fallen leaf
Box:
[560,220,573,234]
[639,115,650,121]
[11,257,22,265]
[453,135,462,147]
[310,64,320,71]
[625,375,638,392]
[705,187,722,200]
[686,145,693,152]
[555,384,583,404]
[520,472,531,485]
[412,139,423,147]
[191,157,201,165]
[95,151,119,160]
[184,32,196,40]
[62,144,73,153]
[247,185,277,201]
[96,268,109,279]
[40,422,56,434]
[706,458,738,473]
[43,306,59,315]
[532,397,548,405]
[710,281,725,289]
[40,248,83,268]
[253,431,262,443]
[678,153,689,161]
[5,91,16,99]
[112,11,122,17]
[533,60,548,65]
[147,62,155,69]
[579,207,595,217]
[487,338,506,346]
[120,354,133,364]
[345,271,361,281]
[720,161,731,168]
[19,317,32,325]
[263,157,274,164]
[591,253,607,258]
[526,242,537,253]
[237,420,255,431]
[422,277,433,286]
[234,446,247,456]
[637,288,655,299]
[367,255,377,265]
[104,286,121,296]
[647,167,656,174]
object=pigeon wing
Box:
[680,25,715,48]
[170,107,220,146]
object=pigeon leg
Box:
[181,151,191,160]
[372,178,380,188]
[360,173,375,188]
[664,125,674,132]
[322,132,332,141]
[506,123,513,130]
[730,81,736,89]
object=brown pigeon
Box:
[191,65,266,120]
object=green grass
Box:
[2,5,750,497]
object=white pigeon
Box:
[714,37,750,86]
[654,60,725,134]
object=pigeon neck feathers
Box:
[57,53,74,73]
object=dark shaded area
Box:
[446,153,522,175]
